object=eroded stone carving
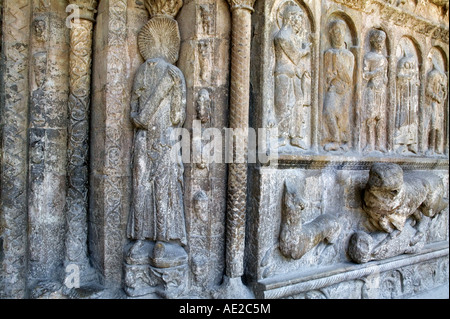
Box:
[196,88,211,124]
[322,19,355,152]
[361,30,388,154]
[348,163,448,263]
[199,4,214,35]
[125,0,187,298]
[273,4,311,149]
[279,181,341,260]
[144,0,183,18]
[31,52,47,127]
[198,40,212,83]
[65,0,98,287]
[33,17,47,43]
[394,40,420,154]
[0,0,32,298]
[424,64,447,155]
[193,190,209,225]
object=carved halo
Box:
[276,0,303,30]
[138,16,181,64]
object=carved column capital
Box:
[143,0,183,18]
[227,0,256,12]
[68,0,98,21]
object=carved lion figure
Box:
[363,163,448,233]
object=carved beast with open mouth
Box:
[363,162,448,233]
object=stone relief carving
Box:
[144,0,183,17]
[125,0,188,298]
[31,52,47,127]
[199,3,214,35]
[0,0,32,298]
[65,0,98,287]
[423,62,447,155]
[0,0,448,301]
[196,88,211,124]
[348,163,448,263]
[194,89,212,169]
[33,17,47,43]
[322,19,355,152]
[99,0,128,286]
[361,30,388,154]
[273,3,311,150]
[279,180,341,260]
[394,48,420,154]
[198,39,212,83]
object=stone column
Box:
[215,0,255,298]
[0,0,31,299]
[90,0,132,289]
[65,0,97,281]
[177,0,231,294]
[27,0,70,293]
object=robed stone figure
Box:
[127,57,187,247]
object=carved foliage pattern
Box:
[66,19,94,265]
[103,0,128,283]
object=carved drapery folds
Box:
[65,0,98,282]
[322,18,355,152]
[361,29,388,154]
[394,38,420,154]
[273,2,312,150]
[423,48,448,155]
[124,0,188,299]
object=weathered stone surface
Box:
[0,0,448,300]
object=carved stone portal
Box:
[124,0,188,298]
[348,163,448,263]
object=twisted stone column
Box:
[225,0,255,280]
[65,0,97,278]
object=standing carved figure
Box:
[424,65,447,155]
[395,55,420,154]
[362,30,388,153]
[273,5,311,149]
[125,0,187,298]
[322,19,355,152]
[127,57,187,246]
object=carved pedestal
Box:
[124,241,188,298]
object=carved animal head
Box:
[282,181,306,226]
[366,163,404,197]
